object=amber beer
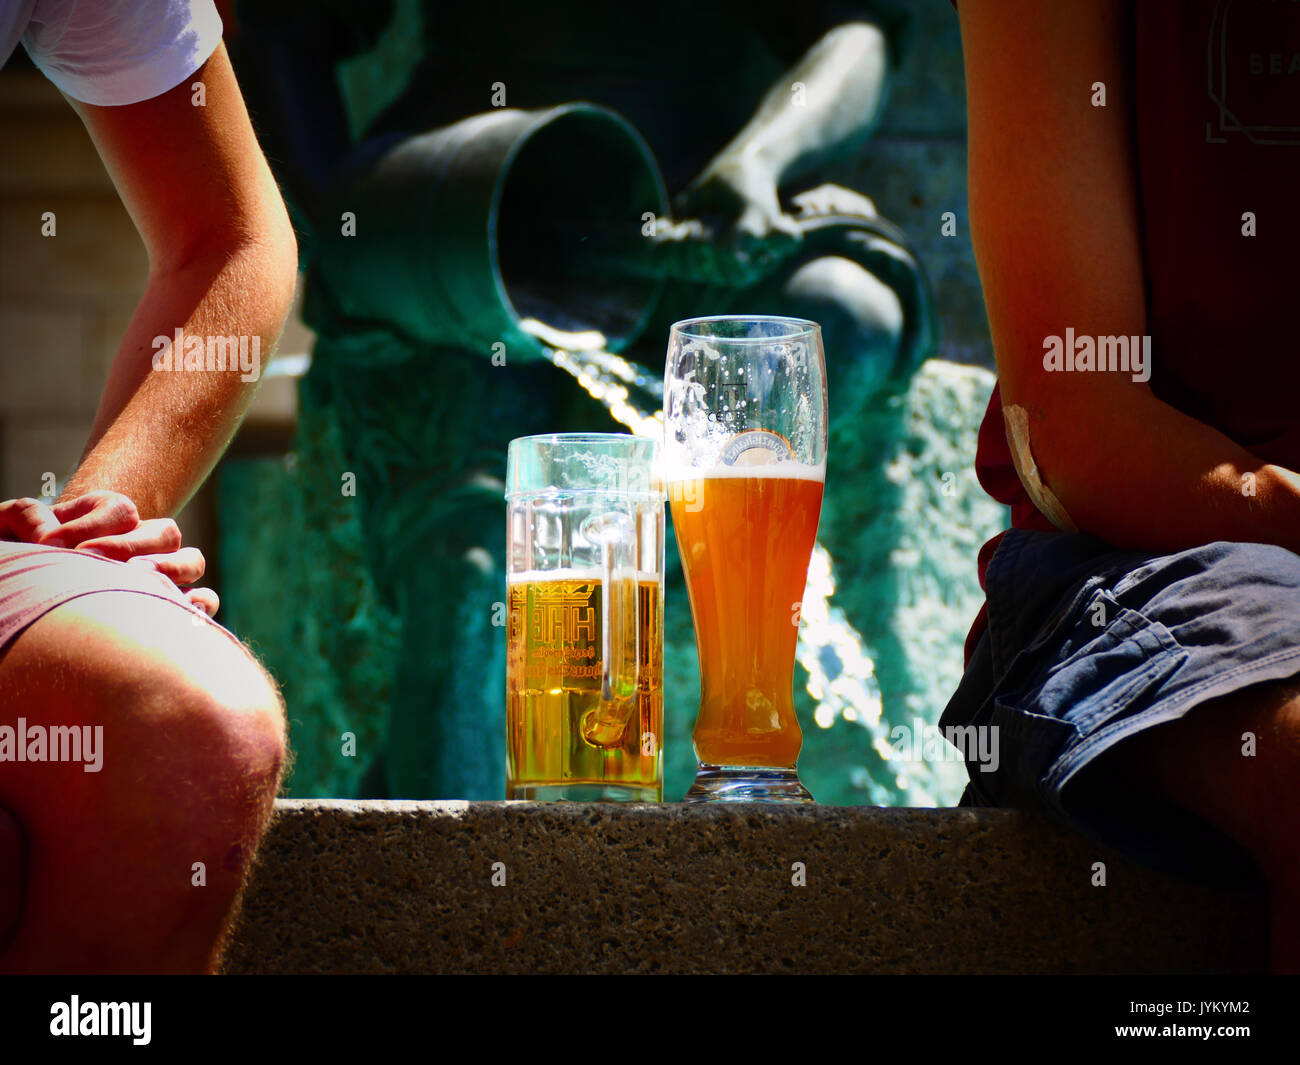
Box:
[670,464,825,767]
[506,572,663,800]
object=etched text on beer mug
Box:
[664,317,826,803]
[505,434,665,801]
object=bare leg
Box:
[0,592,285,973]
[1099,680,1300,973]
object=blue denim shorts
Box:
[941,528,1300,889]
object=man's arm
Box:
[960,0,1300,555]
[59,42,298,519]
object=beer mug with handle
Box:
[664,316,827,803]
[505,434,665,800]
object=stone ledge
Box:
[223,799,1267,974]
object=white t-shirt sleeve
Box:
[22,0,223,106]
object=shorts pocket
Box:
[985,588,1188,802]
[977,697,1076,807]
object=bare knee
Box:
[100,619,287,845]
[1117,680,1300,879]
[1,593,286,848]
[1245,686,1300,870]
[0,594,286,972]
[130,663,286,825]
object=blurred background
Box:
[0,0,1005,804]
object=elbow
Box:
[1001,376,1151,538]
[262,209,300,330]
[245,181,299,313]
[150,208,299,333]
[229,202,299,339]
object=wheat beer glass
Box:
[505,434,665,800]
[664,317,826,803]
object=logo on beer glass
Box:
[530,581,598,642]
[516,580,602,681]
[721,429,794,466]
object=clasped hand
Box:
[0,491,218,616]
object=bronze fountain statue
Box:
[228,0,938,801]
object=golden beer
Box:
[506,572,663,800]
[669,465,825,767]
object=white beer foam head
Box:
[660,460,826,483]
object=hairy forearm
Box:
[61,240,296,518]
[1024,381,1300,556]
[709,22,888,186]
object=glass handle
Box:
[578,510,639,748]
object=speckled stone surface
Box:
[222,800,1267,974]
